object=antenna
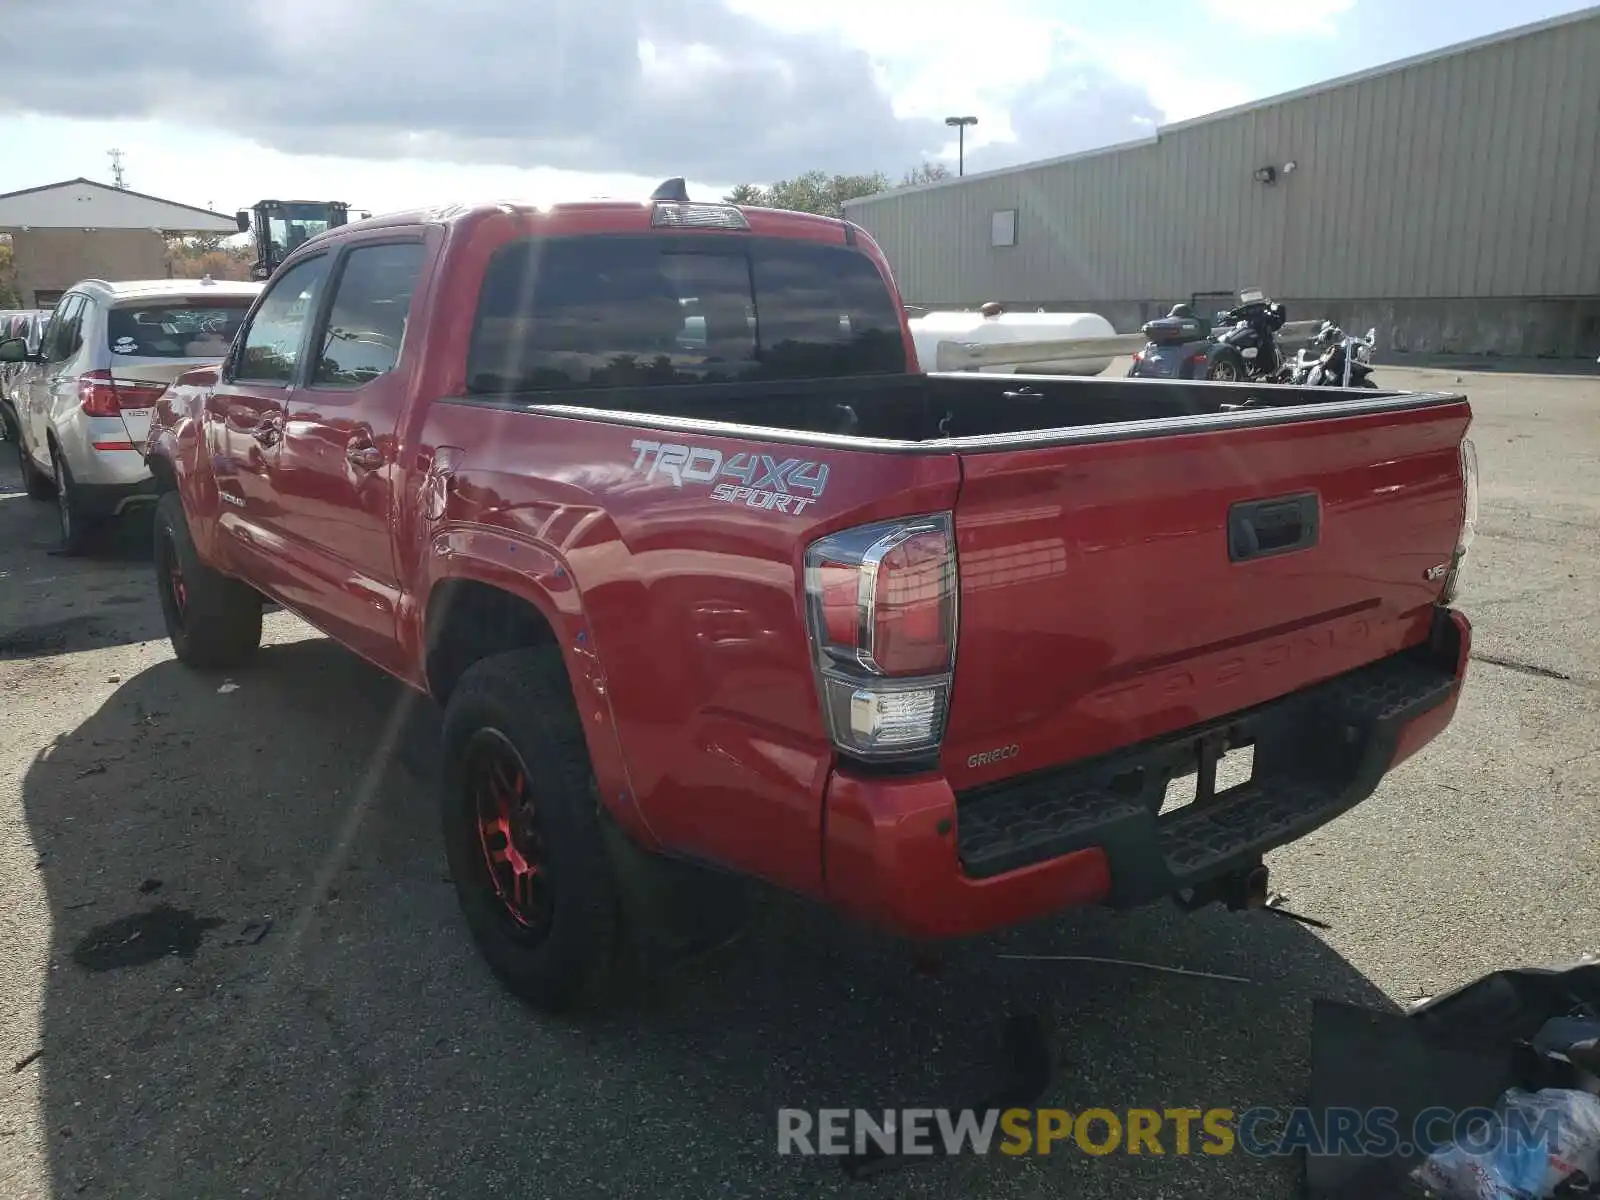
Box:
[107,149,127,189]
[649,177,690,202]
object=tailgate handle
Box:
[1228,493,1319,562]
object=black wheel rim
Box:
[156,528,187,631]
[465,729,552,938]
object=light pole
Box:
[945,115,978,176]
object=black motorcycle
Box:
[1129,289,1288,383]
[1127,304,1217,380]
[1205,289,1288,383]
[1286,321,1378,388]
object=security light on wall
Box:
[1253,165,1278,185]
[1283,160,1298,174]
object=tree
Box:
[164,235,253,282]
[723,162,954,217]
[723,169,890,218]
[902,162,952,186]
[0,237,20,308]
[723,183,766,206]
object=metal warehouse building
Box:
[843,6,1600,359]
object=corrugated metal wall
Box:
[845,12,1600,307]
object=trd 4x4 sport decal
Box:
[629,439,830,516]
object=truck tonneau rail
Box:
[442,375,1465,456]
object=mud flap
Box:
[599,814,752,968]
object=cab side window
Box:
[234,256,331,385]
[311,242,426,388]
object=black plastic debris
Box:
[222,918,273,947]
[1306,959,1600,1199]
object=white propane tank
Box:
[907,309,1118,375]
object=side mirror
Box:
[0,338,27,364]
[235,210,251,233]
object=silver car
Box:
[0,278,261,553]
[0,310,49,438]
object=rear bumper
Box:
[72,474,159,519]
[821,606,1471,940]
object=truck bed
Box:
[438,369,1470,804]
[451,372,1460,450]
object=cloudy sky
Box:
[0,0,1589,216]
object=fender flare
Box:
[415,527,655,847]
[146,424,226,565]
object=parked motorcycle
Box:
[1127,303,1217,380]
[1205,288,1288,383]
[1286,321,1379,388]
[1128,288,1288,383]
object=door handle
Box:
[347,443,384,470]
[1228,492,1319,562]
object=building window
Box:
[991,210,1017,248]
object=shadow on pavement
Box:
[22,638,1395,1199]
[0,489,163,661]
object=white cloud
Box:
[0,0,1376,215]
[1202,0,1358,37]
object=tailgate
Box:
[109,359,224,446]
[942,398,1470,790]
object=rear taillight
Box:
[79,370,167,417]
[78,370,120,416]
[1439,436,1478,604]
[804,514,957,760]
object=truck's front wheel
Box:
[440,648,620,1012]
[153,492,263,669]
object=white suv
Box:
[0,278,262,553]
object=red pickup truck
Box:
[144,183,1477,1010]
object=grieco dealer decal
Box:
[629,440,830,515]
[967,744,1020,769]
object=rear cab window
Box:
[108,300,253,359]
[467,235,906,394]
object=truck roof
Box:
[313,199,862,248]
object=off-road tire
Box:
[440,647,621,1012]
[153,492,263,668]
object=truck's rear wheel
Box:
[440,647,620,1012]
[153,492,263,669]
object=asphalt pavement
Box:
[1,364,1598,1199]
